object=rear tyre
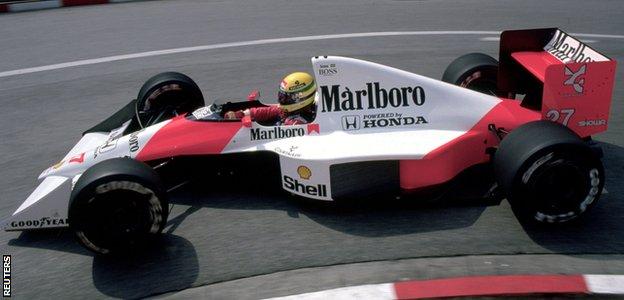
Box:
[137,72,205,126]
[69,158,168,255]
[442,53,499,95]
[494,121,604,223]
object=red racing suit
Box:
[232,105,313,125]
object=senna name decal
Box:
[274,145,301,158]
[320,82,426,112]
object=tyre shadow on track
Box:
[91,234,199,299]
[171,190,493,237]
[167,163,500,237]
[166,142,624,252]
[516,142,624,255]
[8,231,200,299]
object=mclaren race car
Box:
[3,28,617,254]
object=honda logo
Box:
[564,64,586,93]
[341,115,360,131]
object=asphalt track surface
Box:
[1,0,623,299]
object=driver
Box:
[224,72,316,125]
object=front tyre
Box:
[69,158,168,255]
[494,121,604,223]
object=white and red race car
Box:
[3,28,617,254]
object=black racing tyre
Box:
[137,72,204,126]
[494,121,604,223]
[69,158,168,255]
[442,53,499,95]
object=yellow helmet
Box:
[278,72,316,112]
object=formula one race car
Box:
[3,28,617,255]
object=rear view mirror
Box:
[247,90,260,101]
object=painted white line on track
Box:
[1,31,622,78]
[480,37,500,42]
[481,37,597,43]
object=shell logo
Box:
[297,165,312,180]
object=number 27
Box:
[546,108,575,126]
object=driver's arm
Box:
[249,106,284,122]
[224,106,284,122]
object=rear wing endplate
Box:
[498,28,616,137]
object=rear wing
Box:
[498,28,616,137]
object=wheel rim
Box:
[107,190,152,236]
[460,70,497,95]
[76,185,159,252]
[528,159,589,217]
[143,104,182,126]
[142,87,200,126]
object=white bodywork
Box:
[223,56,499,200]
[3,56,499,231]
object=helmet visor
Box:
[278,91,298,105]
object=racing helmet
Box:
[278,72,316,112]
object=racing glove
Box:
[224,110,246,119]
